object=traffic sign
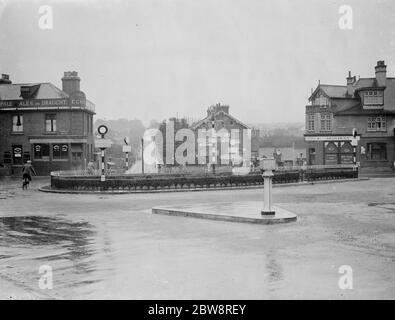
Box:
[122,145,132,153]
[95,138,112,149]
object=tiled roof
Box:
[318,85,348,98]
[0,82,69,100]
[354,78,377,89]
[191,110,250,130]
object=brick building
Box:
[0,71,95,175]
[304,61,395,173]
[156,103,259,172]
[191,103,260,168]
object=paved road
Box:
[0,177,394,299]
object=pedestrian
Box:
[22,160,36,189]
[87,161,95,175]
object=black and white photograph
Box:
[0,0,394,305]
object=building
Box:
[0,71,95,175]
[304,61,395,173]
[155,103,259,173]
[191,103,260,168]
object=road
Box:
[0,176,394,299]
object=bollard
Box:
[260,158,276,216]
[262,169,275,215]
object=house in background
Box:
[304,60,395,173]
[0,71,95,175]
[191,103,260,169]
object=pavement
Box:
[0,176,395,299]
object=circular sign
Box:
[97,125,108,136]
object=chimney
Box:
[346,71,356,96]
[375,60,387,87]
[0,74,12,85]
[61,71,80,95]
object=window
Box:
[320,114,331,131]
[367,143,387,160]
[307,114,315,131]
[53,144,69,160]
[3,151,11,164]
[313,93,329,106]
[363,90,383,105]
[12,115,23,132]
[34,144,50,160]
[367,116,386,132]
[45,114,56,132]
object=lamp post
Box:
[97,125,109,182]
[141,138,144,174]
[210,111,216,174]
[351,128,359,174]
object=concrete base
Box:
[152,201,297,225]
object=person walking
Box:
[22,160,36,189]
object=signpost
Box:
[96,125,110,182]
[123,136,131,170]
[351,128,359,172]
[260,158,276,215]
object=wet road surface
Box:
[0,176,394,299]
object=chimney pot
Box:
[0,73,12,84]
[61,71,81,94]
[375,60,387,87]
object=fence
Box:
[50,165,358,192]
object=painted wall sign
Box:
[305,136,360,142]
[0,98,86,108]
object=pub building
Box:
[0,71,95,175]
[304,61,395,174]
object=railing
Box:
[50,165,359,192]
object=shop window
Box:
[53,144,69,160]
[45,114,57,132]
[339,142,354,164]
[12,115,23,132]
[71,143,83,161]
[3,151,11,164]
[34,144,50,160]
[367,143,387,160]
[324,142,339,165]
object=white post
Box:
[260,158,276,216]
[262,170,275,215]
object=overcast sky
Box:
[1,0,395,126]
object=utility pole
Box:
[141,138,144,174]
[211,111,216,174]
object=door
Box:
[12,145,23,165]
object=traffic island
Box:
[151,201,297,225]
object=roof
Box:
[191,110,250,130]
[354,77,377,89]
[316,85,348,99]
[0,82,69,100]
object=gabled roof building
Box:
[304,61,395,173]
[0,71,95,175]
